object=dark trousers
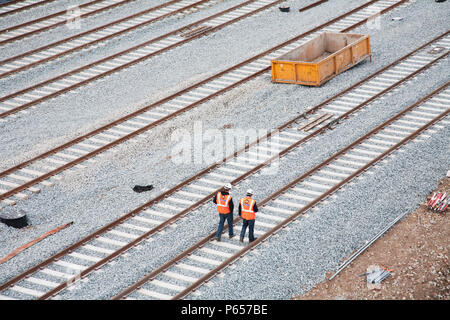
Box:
[216,213,233,238]
[240,219,255,241]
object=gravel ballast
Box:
[0,0,448,300]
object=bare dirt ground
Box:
[293,176,449,300]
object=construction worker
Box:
[239,189,258,243]
[213,183,234,241]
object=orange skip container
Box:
[271,32,372,86]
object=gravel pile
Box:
[0,0,448,300]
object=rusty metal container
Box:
[271,32,372,86]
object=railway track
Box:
[298,0,328,13]
[0,0,56,17]
[0,0,218,78]
[113,81,449,300]
[0,32,447,300]
[0,0,285,119]
[0,0,136,45]
[0,1,445,207]
[0,0,447,204]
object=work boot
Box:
[249,237,258,243]
[215,237,221,242]
[239,237,244,243]
[229,233,235,239]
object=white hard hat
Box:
[224,183,232,190]
[246,189,253,195]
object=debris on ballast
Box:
[133,185,154,193]
[427,191,448,213]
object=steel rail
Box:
[0,0,56,17]
[0,30,445,300]
[0,0,133,45]
[0,0,215,78]
[0,0,284,118]
[299,0,328,12]
[113,81,449,300]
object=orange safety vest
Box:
[240,196,256,220]
[216,192,232,214]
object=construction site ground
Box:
[294,176,450,300]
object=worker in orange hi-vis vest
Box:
[239,189,259,243]
[212,183,234,242]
